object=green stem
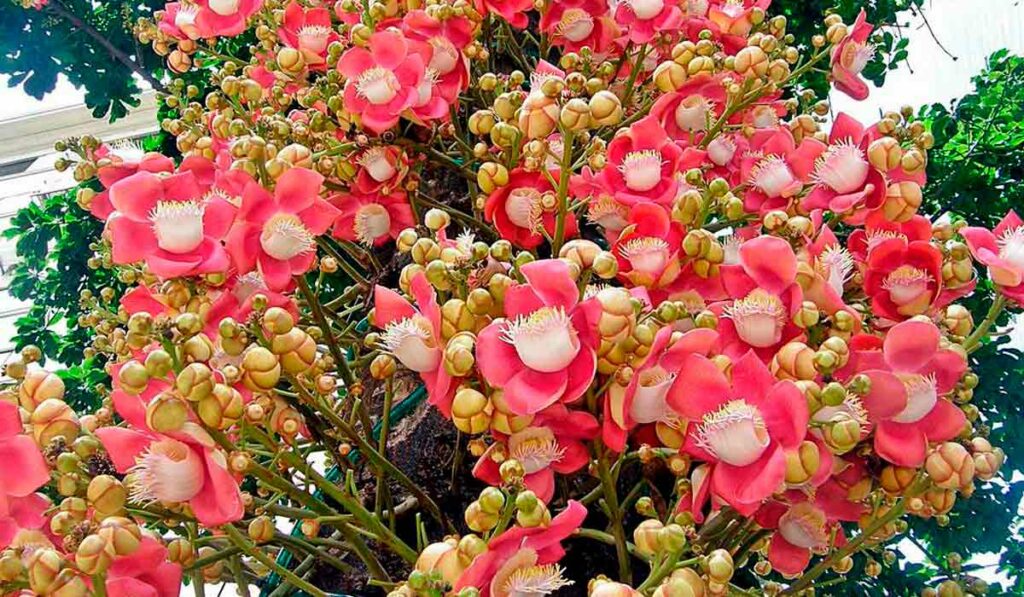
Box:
[551,129,576,255]
[963,294,1007,353]
[222,525,327,597]
[597,447,632,583]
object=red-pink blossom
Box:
[454,500,587,596]
[962,210,1024,304]
[863,236,943,321]
[539,0,619,55]
[830,9,875,101]
[402,10,475,102]
[847,211,933,263]
[485,169,577,250]
[649,74,728,142]
[476,0,534,29]
[799,114,887,218]
[205,272,300,335]
[159,2,203,40]
[338,30,426,134]
[331,189,415,247]
[613,203,685,291]
[594,116,687,208]
[89,145,175,220]
[278,2,340,70]
[671,351,809,512]
[739,127,825,215]
[225,167,340,291]
[614,0,683,44]
[194,0,263,37]
[106,535,183,597]
[350,146,411,195]
[374,272,457,416]
[474,404,598,503]
[0,401,51,549]
[476,260,600,415]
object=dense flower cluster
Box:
[2,0,1017,596]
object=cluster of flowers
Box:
[3,0,1020,596]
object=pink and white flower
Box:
[962,210,1024,304]
[338,30,426,134]
[830,9,875,101]
[278,1,340,70]
[331,189,415,247]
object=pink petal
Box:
[108,216,158,265]
[883,319,939,372]
[0,402,22,438]
[918,400,966,443]
[189,448,244,526]
[258,253,293,292]
[732,350,777,404]
[225,225,261,274]
[739,235,797,294]
[109,172,163,221]
[768,533,812,576]
[667,354,731,419]
[95,427,153,473]
[298,199,341,235]
[758,381,808,450]
[519,259,580,309]
[275,167,323,213]
[561,348,596,405]
[712,445,785,507]
[858,370,908,420]
[409,273,442,337]
[476,322,522,388]
[503,368,568,415]
[874,422,927,467]
[0,435,49,497]
[373,285,416,328]
[503,284,546,319]
[107,577,160,597]
[370,30,409,70]
[524,470,555,503]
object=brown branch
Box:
[45,0,167,94]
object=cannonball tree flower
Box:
[205,272,300,336]
[739,127,825,215]
[106,535,183,597]
[473,404,598,503]
[106,167,235,279]
[649,73,728,142]
[338,29,426,134]
[225,167,340,292]
[477,0,534,29]
[757,482,865,576]
[847,211,933,263]
[862,236,944,321]
[402,9,474,101]
[593,116,687,208]
[350,146,411,195]
[830,9,875,101]
[962,210,1024,303]
[539,0,619,55]
[0,401,51,549]
[194,0,263,37]
[374,272,456,415]
[800,226,859,319]
[842,318,967,467]
[454,500,587,596]
[88,143,175,220]
[714,236,805,361]
[0,492,51,551]
[614,0,683,44]
[799,114,888,219]
[278,1,340,70]
[603,327,719,452]
[670,351,809,512]
[485,169,577,250]
[159,2,202,40]
[331,189,415,247]
[613,203,685,292]
[707,0,770,46]
[476,259,601,416]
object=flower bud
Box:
[879,465,917,495]
[633,519,664,557]
[770,342,816,381]
[416,539,466,585]
[27,548,63,594]
[516,503,550,527]
[734,46,768,78]
[96,517,142,556]
[469,110,497,136]
[444,333,477,378]
[592,251,619,279]
[452,387,491,435]
[926,442,974,490]
[822,413,861,454]
[654,61,688,92]
[30,398,79,445]
[263,307,295,335]
[706,548,734,583]
[499,458,525,484]
[271,328,318,374]
[653,568,705,597]
[465,500,499,532]
[477,162,509,194]
[242,347,281,391]
[478,486,506,514]
[177,362,215,402]
[591,579,642,597]
[247,516,275,544]
[660,523,687,552]
[20,369,66,410]
[883,181,923,223]
[198,384,245,430]
[87,475,127,516]
[560,98,592,131]
[145,392,189,433]
[589,91,623,126]
[519,92,560,139]
[76,534,112,575]
[784,440,821,485]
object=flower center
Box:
[297,25,331,55]
[357,147,398,183]
[719,0,746,18]
[232,271,268,303]
[779,502,829,549]
[587,194,629,231]
[620,149,664,192]
[491,550,573,597]
[207,0,240,16]
[707,135,737,166]
[750,155,799,198]
[501,307,581,373]
[619,237,671,276]
[628,0,665,20]
[174,4,200,38]
[997,226,1024,273]
[812,392,869,431]
[413,69,440,107]
[725,288,786,348]
[427,36,459,75]
[353,203,392,245]
[841,41,876,75]
[505,188,545,231]
[260,213,315,261]
[356,66,400,105]
[675,95,712,132]
[381,316,441,373]
[813,141,869,194]
[557,9,595,42]
[816,245,854,297]
[126,438,205,504]
[893,373,938,424]
[750,105,780,129]
[696,399,770,467]
[865,229,905,252]
[882,265,932,308]
[508,428,565,474]
[721,235,742,265]
[630,366,675,424]
[150,200,205,254]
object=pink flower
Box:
[89,145,175,220]
[159,2,203,40]
[402,10,475,102]
[374,272,457,416]
[799,114,888,219]
[830,9,875,101]
[613,203,684,291]
[962,210,1024,303]
[106,163,236,279]
[842,319,967,467]
[106,535,183,597]
[539,0,619,55]
[603,327,719,452]
[485,169,577,250]
[194,0,263,37]
[454,501,587,596]
[331,189,415,247]
[205,272,300,333]
[338,30,426,134]
[739,127,825,215]
[670,351,809,512]
[847,211,933,263]
[476,260,600,415]
[714,236,804,361]
[278,2,340,70]
[863,236,944,321]
[649,74,728,141]
[0,402,51,549]
[0,492,51,551]
[350,146,410,195]
[476,0,534,29]
[707,0,770,40]
[474,404,598,503]
[593,116,687,208]
[225,167,340,291]
[801,226,859,320]
[614,0,683,43]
